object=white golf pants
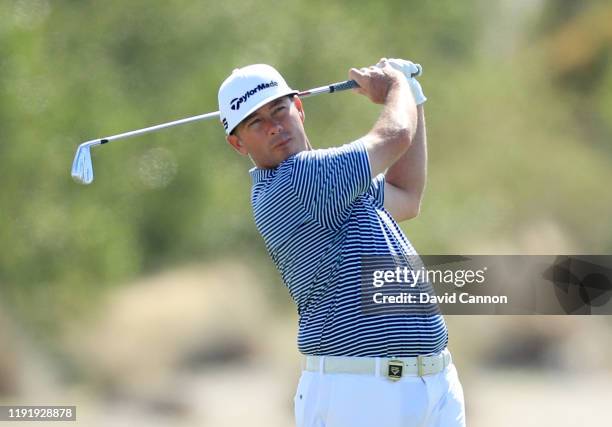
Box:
[293,355,465,427]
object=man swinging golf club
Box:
[218,58,466,427]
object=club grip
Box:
[329,80,360,93]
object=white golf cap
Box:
[218,64,297,135]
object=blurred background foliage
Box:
[0,0,611,400]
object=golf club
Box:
[71,79,361,185]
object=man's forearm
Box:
[363,79,418,176]
[385,105,427,203]
[374,79,417,142]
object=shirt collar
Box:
[249,166,276,184]
[249,153,301,184]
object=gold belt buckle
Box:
[388,360,404,381]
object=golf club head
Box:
[71,142,95,184]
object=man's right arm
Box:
[349,60,418,176]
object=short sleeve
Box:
[289,140,372,229]
[367,173,385,208]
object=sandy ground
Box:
[2,264,611,426]
[467,370,612,426]
[2,366,611,426]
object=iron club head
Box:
[71,141,97,184]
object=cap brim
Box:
[228,89,299,134]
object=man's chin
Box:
[258,144,308,169]
[280,145,306,161]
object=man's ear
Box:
[226,133,248,155]
[293,95,305,123]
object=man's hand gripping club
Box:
[349,58,418,177]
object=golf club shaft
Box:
[97,111,221,145]
[86,79,360,147]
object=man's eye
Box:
[248,119,260,127]
[274,106,286,113]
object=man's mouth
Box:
[273,137,292,148]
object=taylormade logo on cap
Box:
[230,80,279,111]
[218,64,296,135]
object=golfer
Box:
[218,58,465,427]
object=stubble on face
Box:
[234,96,309,169]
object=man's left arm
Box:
[383,104,427,222]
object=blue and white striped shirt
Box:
[250,140,448,357]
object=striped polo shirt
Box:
[250,139,448,357]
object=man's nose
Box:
[266,118,283,135]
